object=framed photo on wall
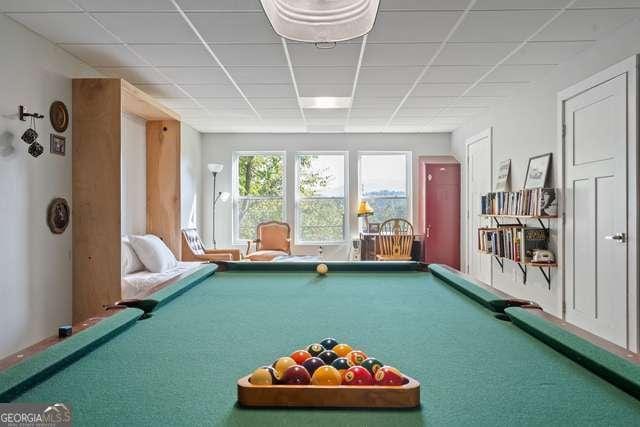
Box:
[524,153,552,189]
[495,159,511,191]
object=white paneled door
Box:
[466,129,492,285]
[563,68,630,348]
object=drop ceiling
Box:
[3,0,639,133]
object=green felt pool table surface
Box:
[2,263,640,426]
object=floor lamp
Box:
[208,163,230,249]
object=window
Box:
[359,152,411,224]
[296,152,348,243]
[233,152,285,242]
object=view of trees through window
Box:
[296,154,346,243]
[360,153,409,224]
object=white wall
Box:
[181,123,203,233]
[0,15,99,358]
[451,19,640,316]
[121,113,147,235]
[201,133,451,260]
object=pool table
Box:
[1,262,639,426]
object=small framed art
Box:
[524,153,551,189]
[50,134,66,156]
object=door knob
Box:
[426,226,430,238]
[605,233,626,243]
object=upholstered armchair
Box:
[245,221,291,261]
[181,229,241,262]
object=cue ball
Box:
[316,264,328,275]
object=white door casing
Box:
[559,56,638,351]
[466,128,492,285]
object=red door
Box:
[424,163,460,269]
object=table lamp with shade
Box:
[357,200,374,233]
[208,163,230,248]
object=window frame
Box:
[294,151,349,245]
[357,151,412,224]
[232,150,287,245]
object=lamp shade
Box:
[219,192,231,202]
[208,163,224,174]
[357,200,374,217]
[260,0,380,43]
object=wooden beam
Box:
[146,120,182,258]
[121,80,180,121]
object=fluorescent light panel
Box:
[300,97,352,109]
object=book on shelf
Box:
[477,226,548,263]
[480,188,557,217]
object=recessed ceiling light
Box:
[260,0,380,43]
[299,97,352,109]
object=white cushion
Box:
[128,234,178,273]
[121,236,145,275]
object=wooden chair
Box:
[245,221,291,261]
[181,229,241,262]
[376,218,414,261]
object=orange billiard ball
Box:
[332,343,352,357]
[311,366,342,386]
[290,350,312,365]
[345,350,368,366]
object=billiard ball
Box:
[249,366,280,385]
[306,343,325,357]
[281,365,311,385]
[319,337,338,350]
[311,365,342,386]
[331,357,350,374]
[272,356,297,377]
[360,357,383,376]
[332,343,352,357]
[301,357,325,376]
[316,263,328,275]
[342,366,373,386]
[345,350,368,366]
[290,350,312,365]
[317,350,339,365]
[374,366,405,386]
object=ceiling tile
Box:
[60,44,147,67]
[485,64,558,82]
[187,12,279,43]
[289,43,361,67]
[422,66,491,83]
[413,83,470,97]
[305,110,349,120]
[505,41,594,64]
[239,84,296,98]
[379,0,469,10]
[367,11,462,42]
[351,97,402,108]
[196,98,252,109]
[179,1,262,11]
[135,83,188,98]
[451,10,556,43]
[75,0,174,11]
[465,82,530,97]
[455,96,506,107]
[473,0,567,9]
[7,13,119,43]
[213,44,286,66]
[356,84,413,97]
[403,96,460,108]
[225,67,290,84]
[571,0,640,8]
[93,12,197,43]
[96,67,168,83]
[156,98,202,109]
[363,43,440,66]
[435,43,518,65]
[157,66,228,84]
[358,66,423,84]
[249,97,300,110]
[294,67,356,84]
[298,84,352,97]
[129,44,213,66]
[258,109,303,119]
[533,8,640,42]
[0,1,80,12]
[349,109,396,118]
[182,84,241,97]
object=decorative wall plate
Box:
[47,198,70,234]
[49,101,69,133]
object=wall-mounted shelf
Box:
[479,252,556,289]
[481,214,556,232]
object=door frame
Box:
[465,128,493,284]
[557,55,638,352]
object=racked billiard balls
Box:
[319,337,338,350]
[343,366,373,386]
[311,365,342,386]
[332,343,352,357]
[306,343,325,357]
[290,349,312,365]
[331,357,350,374]
[317,350,338,365]
[272,356,297,377]
[282,365,311,385]
[249,366,280,385]
[374,366,405,386]
[360,357,383,376]
[345,350,368,366]
[301,357,325,376]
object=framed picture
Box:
[495,159,511,191]
[50,134,66,156]
[47,198,70,234]
[524,153,552,189]
[368,223,380,233]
